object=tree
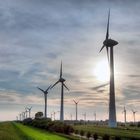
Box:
[35,112,43,119]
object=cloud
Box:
[90,83,109,91]
[0,0,139,121]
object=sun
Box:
[93,60,110,82]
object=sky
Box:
[0,0,140,122]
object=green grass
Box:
[74,124,140,139]
[0,121,22,140]
[0,121,74,140]
[14,122,71,140]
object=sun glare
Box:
[93,60,110,82]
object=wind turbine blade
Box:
[106,46,109,62]
[63,83,69,91]
[99,45,105,52]
[60,61,62,78]
[37,87,45,93]
[51,81,59,89]
[106,9,110,40]
[46,85,52,91]
[73,100,76,104]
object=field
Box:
[74,124,140,139]
[0,121,72,140]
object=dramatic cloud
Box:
[0,0,140,121]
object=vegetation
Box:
[35,111,43,119]
[86,131,91,139]
[23,118,74,135]
[0,121,22,140]
[0,121,75,140]
[14,122,70,140]
[74,124,140,140]
[93,133,98,140]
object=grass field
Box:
[74,124,140,139]
[0,121,73,140]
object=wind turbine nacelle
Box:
[103,39,118,47]
[59,78,65,82]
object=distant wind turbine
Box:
[37,85,51,118]
[99,9,118,128]
[25,108,28,119]
[19,113,22,121]
[51,61,69,121]
[70,113,73,121]
[83,113,86,122]
[122,106,126,126]
[73,100,79,121]
[22,112,25,120]
[26,107,32,118]
[132,109,137,124]
[94,112,96,122]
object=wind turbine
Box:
[70,113,73,121]
[19,113,22,121]
[51,61,69,121]
[22,112,25,120]
[94,112,96,122]
[82,113,86,124]
[122,106,126,126]
[26,107,32,118]
[132,109,137,124]
[73,100,79,121]
[37,85,51,118]
[99,9,118,128]
[25,108,28,119]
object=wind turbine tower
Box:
[25,108,28,119]
[73,100,79,121]
[37,85,51,118]
[100,10,118,128]
[94,112,96,122]
[26,107,32,118]
[132,109,137,124]
[19,113,22,121]
[122,106,126,126]
[83,113,86,122]
[51,62,69,121]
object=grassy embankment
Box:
[74,124,140,139]
[0,121,75,140]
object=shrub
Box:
[103,134,110,140]
[23,118,32,125]
[93,133,98,140]
[23,118,74,135]
[86,131,91,139]
[75,129,79,135]
[80,130,84,137]
[115,136,121,140]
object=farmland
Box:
[74,124,140,139]
[0,121,72,140]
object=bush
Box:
[103,134,110,140]
[23,118,74,135]
[75,129,79,135]
[23,118,32,125]
[115,136,121,140]
[93,133,98,140]
[86,131,91,139]
[80,130,84,137]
